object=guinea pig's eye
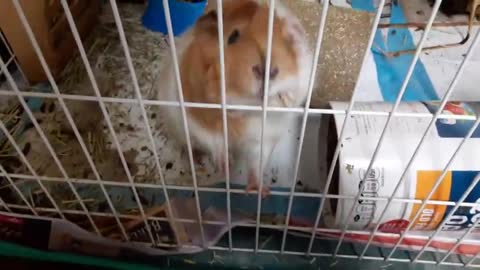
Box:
[227,30,240,45]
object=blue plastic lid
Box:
[142,0,208,36]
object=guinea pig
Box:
[157,0,313,197]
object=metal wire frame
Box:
[0,195,11,212]
[1,54,15,72]
[60,0,159,245]
[0,119,64,218]
[359,27,480,261]
[10,0,129,240]
[5,198,480,242]
[8,207,480,266]
[467,241,480,267]
[254,0,276,253]
[160,0,206,245]
[2,205,480,268]
[1,207,476,267]
[1,89,477,121]
[432,174,480,265]
[0,164,37,215]
[384,107,480,261]
[10,171,480,209]
[3,196,480,266]
[280,0,329,254]
[6,171,480,210]
[110,0,188,246]
[0,46,36,216]
[0,31,28,84]
[381,37,480,264]
[331,0,444,258]
[208,246,470,267]
[0,0,479,266]
[306,0,387,256]
[215,0,233,251]
[396,29,480,263]
[0,54,101,235]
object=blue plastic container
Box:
[142,0,207,36]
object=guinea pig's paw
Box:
[278,92,296,107]
[246,172,271,199]
[215,151,234,175]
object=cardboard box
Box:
[0,0,101,83]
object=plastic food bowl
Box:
[142,0,208,36]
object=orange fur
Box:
[180,0,299,139]
[158,0,312,195]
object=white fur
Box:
[238,0,313,183]
[157,0,314,186]
[157,30,224,166]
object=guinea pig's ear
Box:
[195,10,218,35]
[200,10,218,22]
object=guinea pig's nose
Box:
[252,65,279,80]
[252,65,264,80]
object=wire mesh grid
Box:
[0,0,480,267]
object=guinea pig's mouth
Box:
[256,82,280,101]
[257,85,266,100]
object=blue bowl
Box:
[142,0,207,36]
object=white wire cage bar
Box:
[215,0,233,251]
[0,55,101,235]
[0,0,480,267]
[8,171,480,209]
[403,29,480,263]
[160,0,206,246]
[0,30,28,85]
[0,197,10,212]
[8,0,132,241]
[306,0,386,256]
[254,0,276,253]
[429,173,480,264]
[384,108,480,261]
[0,164,37,215]
[0,111,65,219]
[359,27,480,260]
[3,207,480,267]
[1,88,478,120]
[331,0,444,257]
[61,0,159,245]
[6,197,480,244]
[281,0,330,254]
[2,202,478,267]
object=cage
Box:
[1,0,480,269]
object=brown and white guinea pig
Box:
[157,0,313,197]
